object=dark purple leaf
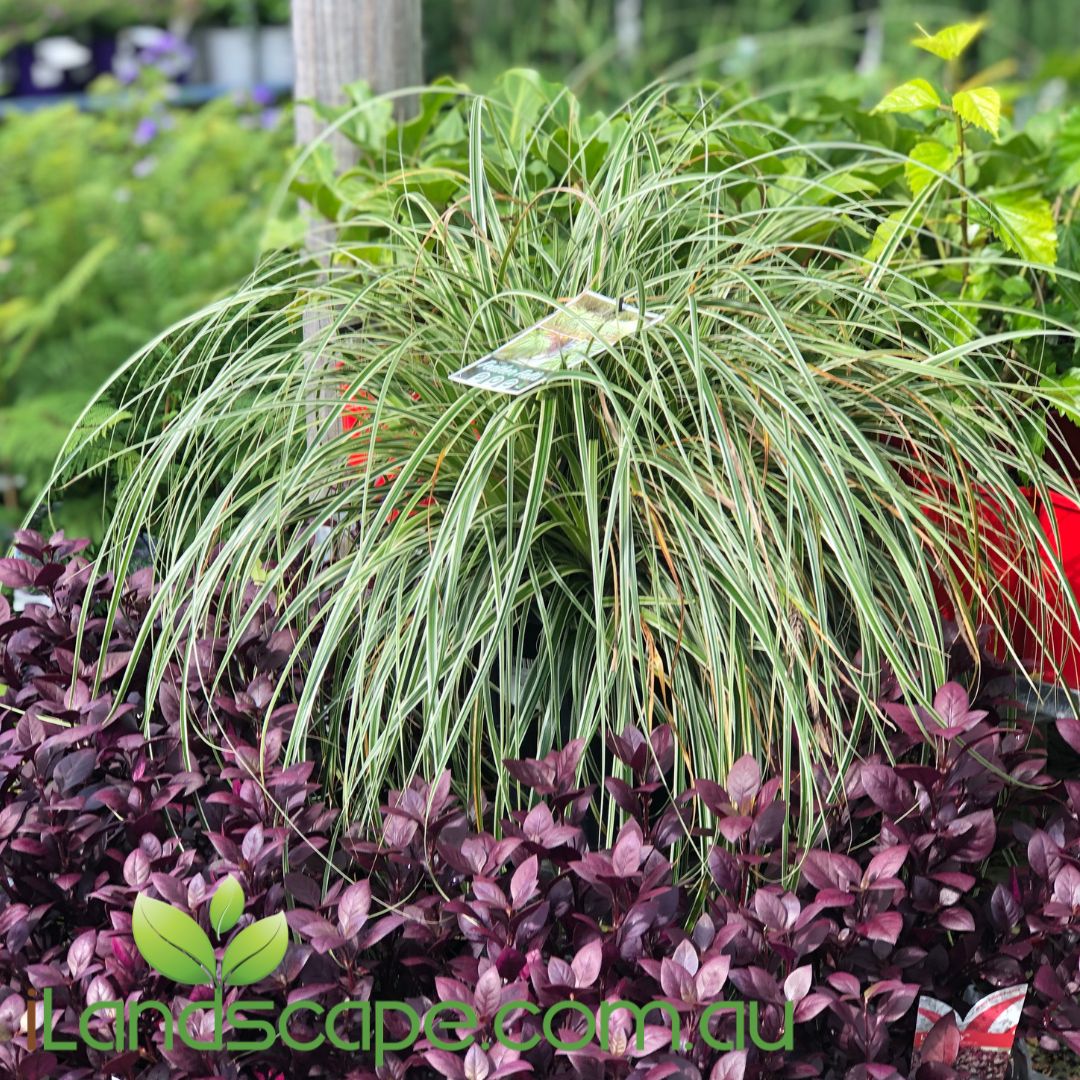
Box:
[783,965,812,1003]
[1027,830,1063,879]
[920,1014,960,1065]
[862,845,908,887]
[801,849,861,892]
[571,938,602,988]
[709,1051,747,1080]
[1055,717,1080,754]
[857,911,903,944]
[860,763,916,817]
[0,558,38,589]
[510,855,538,908]
[933,682,986,735]
[988,883,1022,931]
[748,800,786,848]
[937,907,975,933]
[338,880,371,938]
[53,747,97,792]
[695,955,730,1001]
[473,966,502,1020]
[727,965,781,1004]
[718,815,753,843]
[611,827,642,877]
[943,810,996,862]
[726,755,761,806]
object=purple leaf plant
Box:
[0,532,1077,1078]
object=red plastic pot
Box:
[902,447,1080,687]
[907,464,1027,663]
[1012,489,1080,687]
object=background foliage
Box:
[0,74,288,541]
[420,0,1080,103]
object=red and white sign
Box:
[911,984,1028,1079]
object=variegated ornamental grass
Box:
[42,74,1080,856]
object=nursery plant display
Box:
[8,9,1080,1078]
[41,57,1080,856]
[0,534,1077,1077]
[866,19,1080,412]
[0,2,175,55]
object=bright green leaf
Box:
[340,81,395,148]
[395,76,466,158]
[209,875,245,936]
[912,19,986,61]
[260,213,307,253]
[221,912,288,987]
[489,68,576,144]
[821,173,880,196]
[132,894,216,986]
[870,79,941,115]
[905,141,959,195]
[951,87,1001,138]
[867,211,908,261]
[1050,108,1080,191]
[1041,368,1080,420]
[987,191,1058,266]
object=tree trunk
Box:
[291,0,423,459]
[614,0,642,62]
[292,0,423,167]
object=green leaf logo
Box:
[221,912,288,987]
[132,882,288,989]
[132,894,217,986]
[209,874,245,935]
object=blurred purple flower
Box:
[251,83,275,107]
[142,31,186,61]
[133,118,158,146]
[132,156,157,179]
[113,26,193,84]
[115,58,139,85]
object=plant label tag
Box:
[448,355,558,395]
[450,290,661,395]
[911,984,1028,1079]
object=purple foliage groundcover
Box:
[0,530,1077,1079]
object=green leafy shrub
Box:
[52,68,1080,856]
[0,74,290,540]
[867,17,1080,441]
[421,1,1080,108]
